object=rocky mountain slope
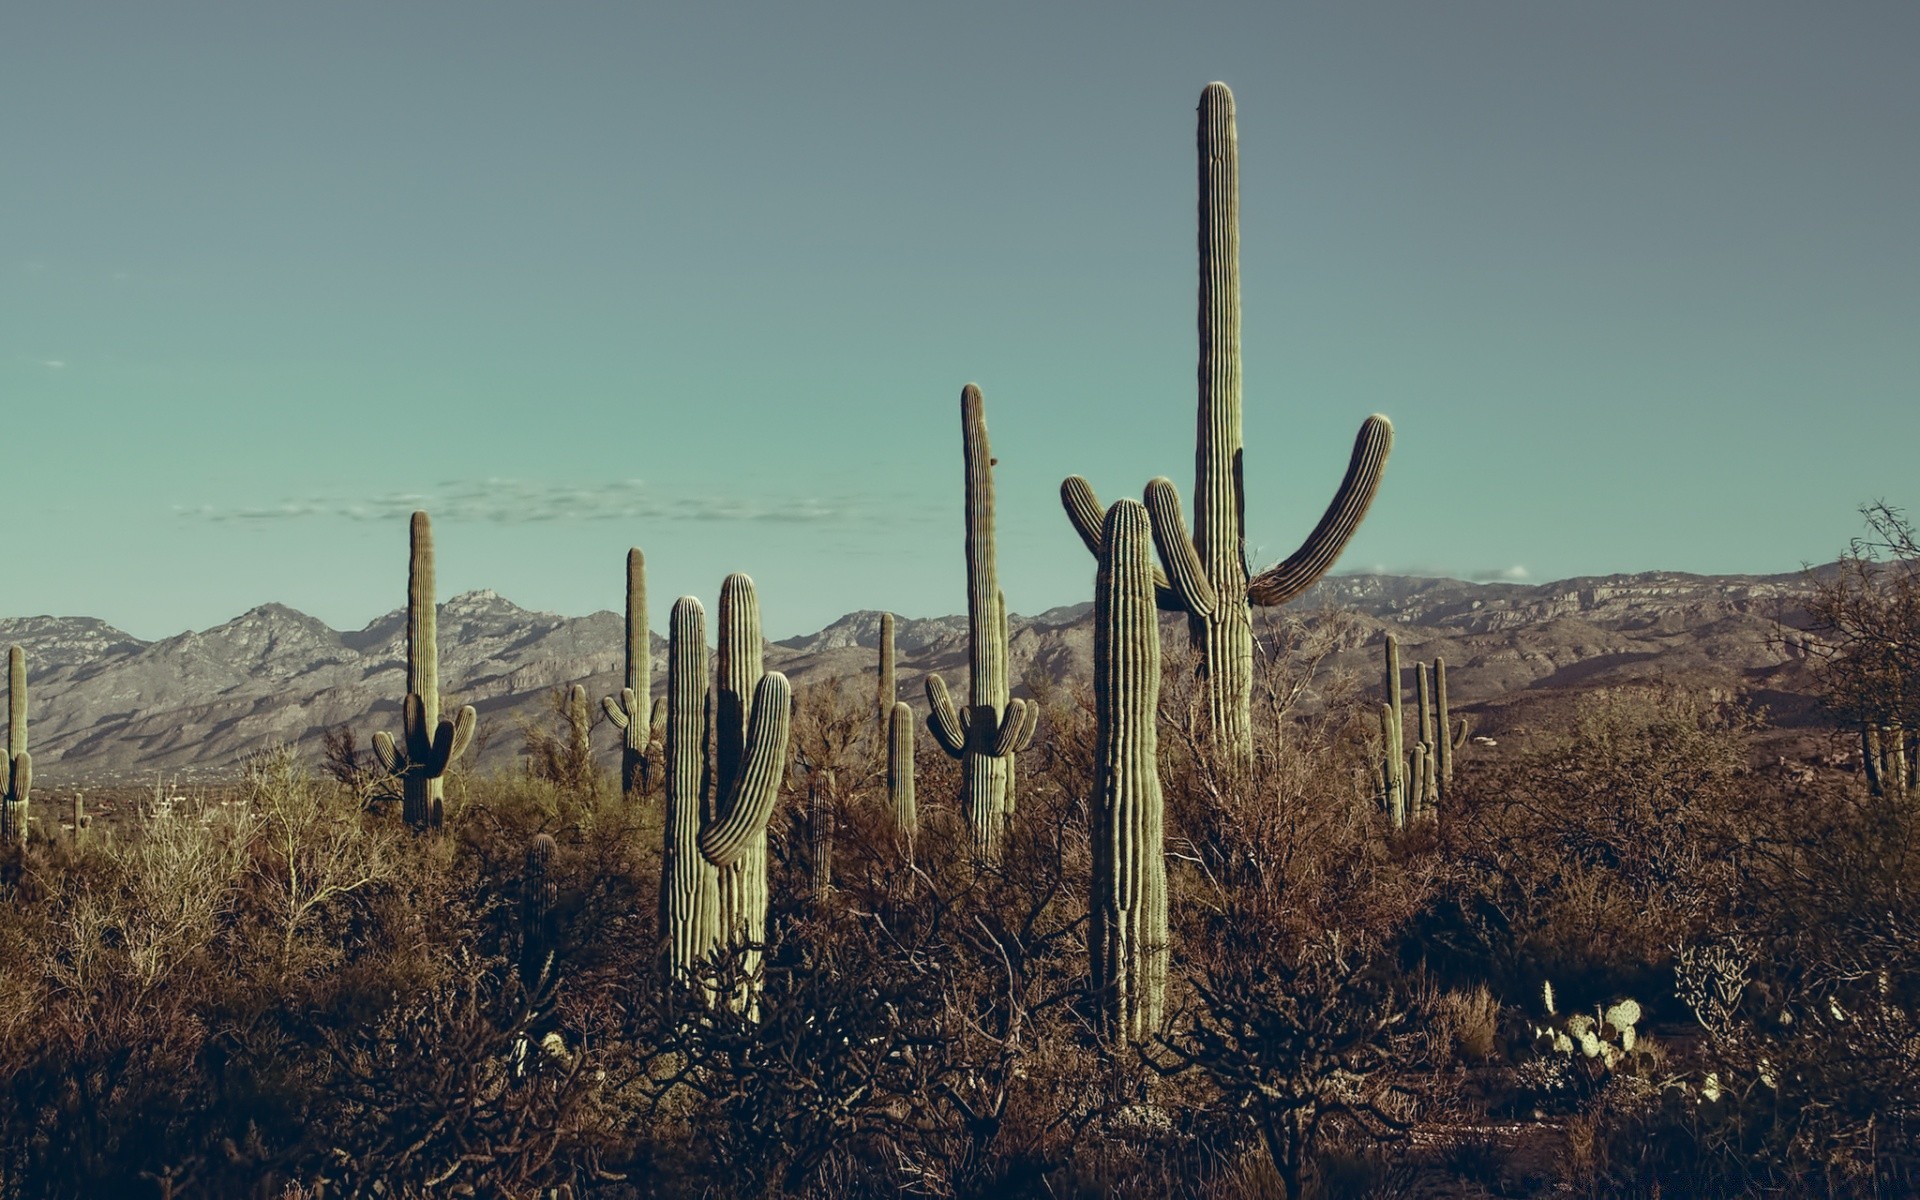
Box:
[0,569,1832,788]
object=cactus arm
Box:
[698,672,792,869]
[603,690,633,730]
[371,730,404,776]
[924,674,967,758]
[990,699,1029,756]
[1063,477,1182,609]
[1144,477,1218,619]
[1246,415,1395,606]
[650,696,667,739]
[1014,699,1040,752]
[445,705,476,767]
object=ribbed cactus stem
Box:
[1382,634,1405,827]
[1060,84,1391,768]
[1435,656,1453,797]
[925,385,1036,860]
[520,833,558,991]
[371,513,477,832]
[567,683,591,773]
[887,701,917,849]
[878,612,896,736]
[2,645,27,845]
[599,548,660,799]
[1863,724,1884,796]
[699,670,792,1013]
[1090,499,1169,1044]
[662,596,720,981]
[712,573,768,963]
[1415,661,1435,818]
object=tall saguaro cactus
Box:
[1062,83,1392,767]
[1378,635,1467,827]
[659,580,794,1005]
[926,384,1039,857]
[877,612,896,737]
[603,548,666,799]
[1089,499,1169,1043]
[2,645,30,845]
[371,512,476,832]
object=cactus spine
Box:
[371,512,477,832]
[602,548,666,799]
[1089,499,1169,1043]
[926,384,1038,858]
[887,700,917,849]
[660,580,793,1005]
[1062,83,1391,768]
[2,645,29,845]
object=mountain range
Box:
[0,568,1835,790]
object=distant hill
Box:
[0,568,1833,788]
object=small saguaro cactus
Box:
[371,512,477,832]
[659,578,795,1006]
[2,645,30,845]
[887,700,917,848]
[1061,83,1391,768]
[602,548,666,800]
[1089,499,1169,1044]
[925,384,1039,859]
[1378,635,1469,827]
[520,833,559,992]
[1379,635,1407,827]
[1862,722,1916,798]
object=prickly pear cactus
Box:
[370,512,477,832]
[925,385,1038,859]
[2,645,29,845]
[1089,499,1169,1043]
[1062,83,1391,768]
[602,548,666,799]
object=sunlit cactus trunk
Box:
[877,611,896,737]
[2,645,30,845]
[602,548,665,800]
[1089,499,1168,1043]
[1061,83,1392,770]
[699,669,792,1015]
[1380,635,1406,827]
[926,385,1037,861]
[369,512,476,833]
[710,574,769,955]
[887,701,917,855]
[662,597,721,980]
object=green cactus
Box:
[887,700,917,849]
[602,548,666,800]
[661,596,721,981]
[1089,499,1169,1044]
[1379,635,1406,827]
[1062,83,1391,768]
[659,579,793,1008]
[877,611,896,736]
[71,792,87,845]
[2,645,29,845]
[371,512,477,832]
[925,384,1039,859]
[520,833,558,992]
[1862,721,1915,798]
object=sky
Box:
[4,1,1916,641]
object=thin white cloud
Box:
[1472,565,1531,583]
[42,360,65,369]
[178,478,922,526]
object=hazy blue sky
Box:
[4,2,1915,640]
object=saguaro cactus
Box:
[877,612,896,736]
[2,645,30,845]
[1379,637,1468,826]
[659,580,794,1004]
[371,512,477,831]
[1378,635,1406,827]
[888,700,917,847]
[1862,722,1916,798]
[602,548,666,799]
[926,384,1039,858]
[520,833,558,992]
[1089,499,1169,1043]
[661,597,721,979]
[1062,83,1391,767]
